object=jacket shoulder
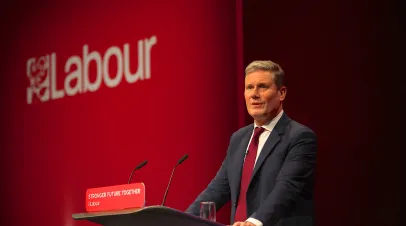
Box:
[286,119,317,142]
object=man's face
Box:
[244,70,286,122]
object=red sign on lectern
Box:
[85,183,145,212]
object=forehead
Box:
[245,70,274,84]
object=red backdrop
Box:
[1,0,403,226]
[1,0,239,225]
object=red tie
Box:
[234,127,265,222]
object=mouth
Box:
[251,103,263,108]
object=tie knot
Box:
[253,127,265,140]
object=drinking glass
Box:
[200,201,216,222]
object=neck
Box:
[254,107,283,126]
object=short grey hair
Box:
[245,60,285,89]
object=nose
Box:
[251,87,260,99]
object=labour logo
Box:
[25,35,157,105]
[26,55,51,104]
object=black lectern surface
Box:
[72,205,225,226]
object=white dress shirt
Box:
[245,110,284,226]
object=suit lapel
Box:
[249,113,290,186]
[232,127,253,199]
[250,132,280,182]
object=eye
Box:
[258,84,268,89]
[246,84,254,90]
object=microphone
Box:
[127,160,148,184]
[161,154,188,206]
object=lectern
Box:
[72,205,225,226]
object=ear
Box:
[279,86,287,101]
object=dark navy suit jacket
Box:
[186,113,317,226]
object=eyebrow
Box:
[246,82,269,86]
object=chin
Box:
[249,111,265,118]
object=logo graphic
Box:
[26,55,51,104]
[26,35,157,104]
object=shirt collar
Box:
[254,110,284,132]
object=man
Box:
[186,60,317,226]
